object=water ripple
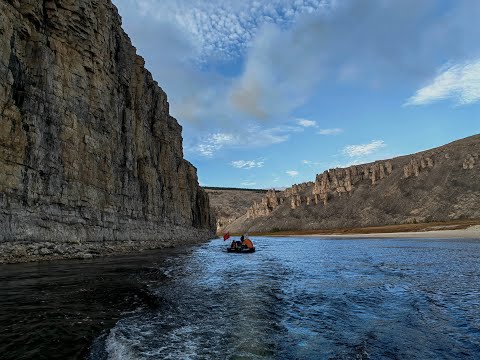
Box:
[1,238,480,359]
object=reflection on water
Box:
[1,237,480,359]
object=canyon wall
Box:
[205,187,267,234]
[225,135,480,233]
[0,0,215,262]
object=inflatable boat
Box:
[227,238,255,253]
[227,246,256,253]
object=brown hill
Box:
[224,135,480,233]
[205,187,267,233]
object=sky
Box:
[113,0,480,189]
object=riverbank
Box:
[244,219,480,239]
[305,226,480,239]
[0,228,214,264]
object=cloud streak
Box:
[343,140,386,157]
[406,59,480,106]
[297,118,317,127]
[318,128,343,135]
[196,133,235,157]
[190,124,302,158]
[231,160,265,169]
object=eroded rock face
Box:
[463,154,478,170]
[244,161,396,217]
[0,0,215,262]
[311,161,394,205]
[247,189,279,218]
[403,156,434,178]
[244,160,396,217]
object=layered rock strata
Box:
[0,0,215,262]
[225,135,480,233]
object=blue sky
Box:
[113,0,480,188]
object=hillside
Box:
[205,187,267,233]
[224,135,480,233]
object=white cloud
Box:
[342,140,386,157]
[119,0,331,61]
[302,160,325,170]
[191,124,301,157]
[406,59,480,106]
[231,160,265,169]
[331,159,365,169]
[241,181,257,187]
[228,1,480,121]
[318,128,343,135]
[249,125,292,144]
[115,0,480,131]
[196,132,236,157]
[297,118,317,127]
[286,170,299,177]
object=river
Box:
[1,237,479,359]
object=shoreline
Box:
[0,229,215,264]
[288,227,480,239]
[240,219,480,240]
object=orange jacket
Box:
[242,239,254,249]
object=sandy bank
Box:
[300,226,480,239]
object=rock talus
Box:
[0,0,215,262]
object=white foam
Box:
[105,324,141,360]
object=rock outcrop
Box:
[225,135,480,233]
[0,0,215,262]
[403,156,434,178]
[313,161,394,204]
[463,154,478,170]
[242,160,395,217]
[247,189,280,218]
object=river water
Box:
[1,237,480,359]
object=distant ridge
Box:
[222,134,480,233]
[204,186,269,192]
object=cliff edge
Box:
[0,0,215,262]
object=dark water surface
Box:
[1,237,480,359]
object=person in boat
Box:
[242,238,254,250]
[233,234,243,248]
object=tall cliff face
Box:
[0,0,215,262]
[225,135,480,233]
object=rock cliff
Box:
[0,0,215,262]
[225,135,480,233]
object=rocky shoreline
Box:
[0,228,214,264]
